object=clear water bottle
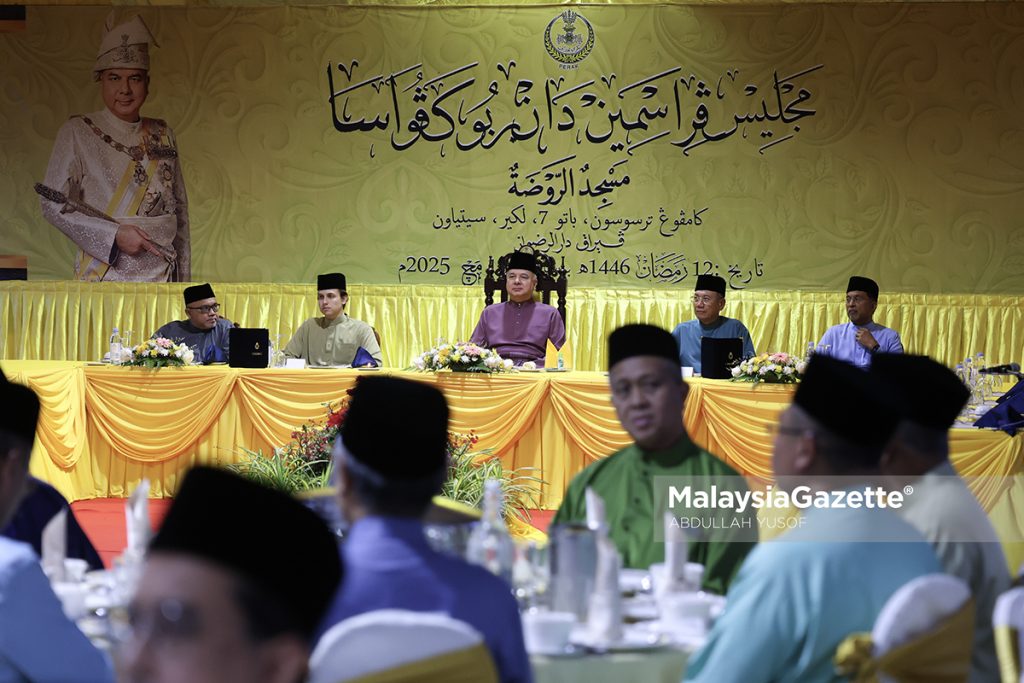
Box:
[466,479,515,584]
[805,341,816,363]
[109,327,122,365]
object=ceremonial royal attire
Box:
[897,461,1009,682]
[672,317,755,373]
[153,318,232,364]
[41,108,190,282]
[684,505,941,683]
[319,516,532,683]
[551,434,755,594]
[284,314,381,366]
[470,300,565,365]
[0,537,114,683]
[818,321,903,369]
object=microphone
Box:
[979,362,1021,375]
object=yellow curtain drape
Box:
[85,367,237,463]
[3,360,1022,570]
[3,282,1022,374]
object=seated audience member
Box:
[0,378,114,682]
[319,377,532,683]
[552,324,755,594]
[470,251,565,365]
[873,353,1009,682]
[284,272,381,367]
[817,275,903,368]
[2,476,103,570]
[684,356,942,682]
[118,466,342,683]
[153,283,232,363]
[671,274,755,373]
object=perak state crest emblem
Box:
[544,10,595,68]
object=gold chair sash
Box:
[338,643,498,683]
[834,598,975,683]
[994,625,1021,683]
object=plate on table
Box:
[571,625,668,652]
[622,595,659,622]
[619,568,651,594]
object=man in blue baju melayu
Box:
[671,274,754,374]
[817,275,903,369]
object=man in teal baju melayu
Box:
[684,356,942,682]
[552,324,755,595]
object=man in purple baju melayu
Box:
[470,251,565,365]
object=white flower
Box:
[730,365,742,377]
[502,359,513,370]
[158,347,169,357]
[758,366,769,375]
[483,355,500,368]
[413,356,425,370]
[182,348,195,365]
[782,366,794,375]
[522,361,537,370]
[795,361,807,374]
[461,355,470,363]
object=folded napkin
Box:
[586,531,623,646]
[664,510,690,592]
[41,509,67,582]
[585,487,607,533]
[545,339,573,370]
[352,346,378,368]
[125,479,151,559]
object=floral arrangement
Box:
[731,352,806,384]
[123,337,194,368]
[230,398,542,521]
[412,341,514,373]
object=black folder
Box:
[701,337,743,380]
[229,328,269,368]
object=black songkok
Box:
[505,251,538,275]
[183,283,215,305]
[0,378,39,445]
[149,466,342,640]
[317,272,347,293]
[870,354,970,431]
[341,377,449,480]
[847,276,879,301]
[608,324,680,371]
[794,355,898,450]
[694,275,726,297]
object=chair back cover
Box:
[834,573,974,683]
[993,586,1024,683]
[308,609,497,683]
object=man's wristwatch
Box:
[870,343,880,353]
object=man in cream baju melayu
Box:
[39,14,190,282]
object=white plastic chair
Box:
[308,609,495,683]
[993,586,1024,683]
[872,573,972,683]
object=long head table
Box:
[4,361,1022,572]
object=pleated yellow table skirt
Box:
[4,360,1022,573]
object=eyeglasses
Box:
[692,295,718,305]
[187,304,220,314]
[124,598,202,648]
[506,273,533,283]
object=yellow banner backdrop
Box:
[1,4,1023,292]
